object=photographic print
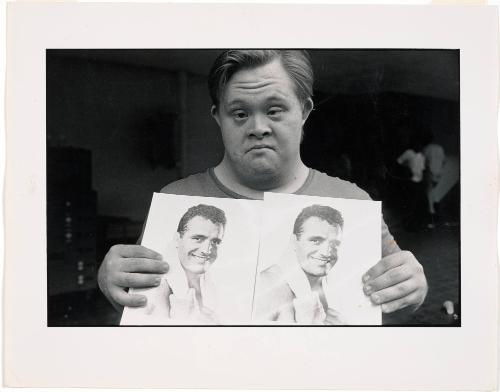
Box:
[254,193,381,325]
[45,48,460,327]
[5,3,498,389]
[121,193,261,325]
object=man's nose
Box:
[319,242,334,258]
[200,241,214,255]
[248,114,271,139]
[199,240,211,255]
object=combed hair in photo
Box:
[293,204,344,238]
[177,204,227,236]
[208,49,314,109]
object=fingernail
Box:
[371,294,380,304]
[154,277,161,286]
[139,297,147,306]
[381,304,389,312]
[161,263,169,273]
[362,274,370,283]
[364,285,372,295]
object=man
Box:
[254,204,346,324]
[98,50,428,323]
[422,143,446,219]
[121,204,226,324]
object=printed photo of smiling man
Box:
[121,203,226,324]
[253,193,382,325]
[255,204,346,324]
[120,193,261,325]
[162,204,226,324]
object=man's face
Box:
[294,217,343,278]
[177,216,224,275]
[212,59,313,182]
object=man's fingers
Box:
[110,288,147,308]
[362,251,408,282]
[362,250,428,312]
[379,290,422,313]
[368,279,418,305]
[364,264,412,294]
[113,272,163,289]
[121,258,169,274]
[110,244,163,260]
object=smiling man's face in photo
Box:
[177,216,224,275]
[294,217,343,278]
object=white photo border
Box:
[5,3,498,389]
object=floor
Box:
[382,192,460,326]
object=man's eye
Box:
[232,110,247,120]
[268,107,283,117]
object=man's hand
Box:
[362,251,428,313]
[97,244,168,310]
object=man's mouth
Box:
[311,257,334,266]
[191,254,210,263]
[247,145,274,153]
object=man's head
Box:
[209,50,314,187]
[292,205,344,278]
[176,204,226,275]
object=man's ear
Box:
[211,105,221,127]
[174,231,181,247]
[301,98,314,125]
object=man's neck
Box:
[214,158,310,199]
[306,273,323,291]
[185,270,203,306]
[185,270,201,290]
[306,273,329,312]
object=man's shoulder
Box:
[258,265,294,298]
[159,169,223,197]
[259,264,285,283]
[255,265,295,317]
[303,169,371,201]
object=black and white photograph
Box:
[254,193,381,325]
[5,3,498,389]
[47,48,457,327]
[121,193,261,325]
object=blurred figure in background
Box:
[422,143,446,227]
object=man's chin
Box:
[183,260,210,275]
[305,268,329,278]
[243,162,282,185]
[317,263,334,276]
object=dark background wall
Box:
[47,53,223,222]
[46,49,460,326]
